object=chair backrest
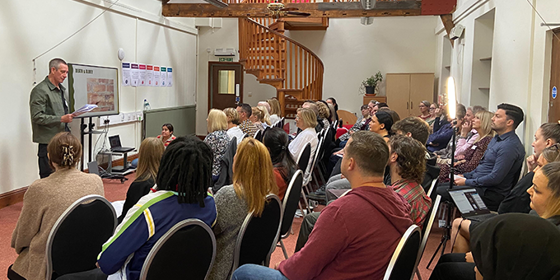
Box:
[45,195,117,279]
[309,136,324,174]
[296,143,312,175]
[383,224,421,280]
[337,109,357,126]
[418,195,441,263]
[426,179,438,200]
[232,194,282,273]
[140,219,216,280]
[254,129,262,140]
[280,170,304,238]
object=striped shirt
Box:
[97,190,217,280]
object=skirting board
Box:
[0,153,139,210]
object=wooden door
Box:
[548,29,560,122]
[386,74,411,118]
[410,73,435,117]
[209,62,243,111]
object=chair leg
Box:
[416,268,422,280]
[301,188,311,214]
[280,239,289,259]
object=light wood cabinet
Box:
[386,73,435,119]
[363,95,387,105]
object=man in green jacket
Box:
[30,58,74,178]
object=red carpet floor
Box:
[0,174,448,280]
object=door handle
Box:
[407,102,409,109]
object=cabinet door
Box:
[410,73,435,117]
[386,74,411,118]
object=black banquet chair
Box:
[383,224,421,280]
[140,219,216,280]
[229,194,283,279]
[45,195,117,280]
[277,170,304,259]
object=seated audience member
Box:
[526,123,560,172]
[263,128,298,200]
[451,145,560,253]
[426,106,456,153]
[337,104,370,147]
[450,104,525,211]
[393,117,440,188]
[267,98,282,125]
[224,107,244,145]
[388,135,432,226]
[500,139,560,214]
[209,138,278,280]
[435,105,478,164]
[205,109,231,181]
[96,136,217,280]
[301,101,324,132]
[258,105,272,127]
[326,97,339,123]
[368,100,379,115]
[157,123,176,147]
[250,106,266,132]
[316,101,331,127]
[429,214,560,280]
[418,100,432,122]
[427,103,438,126]
[257,101,271,118]
[369,110,393,141]
[8,132,104,280]
[118,137,164,223]
[438,110,494,183]
[236,103,258,137]
[233,131,413,280]
[289,108,318,184]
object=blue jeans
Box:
[232,264,289,280]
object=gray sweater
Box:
[208,185,249,280]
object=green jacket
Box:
[30,76,67,144]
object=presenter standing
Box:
[30,58,74,178]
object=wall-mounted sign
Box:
[553,86,558,99]
[219,58,233,62]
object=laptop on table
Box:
[109,135,134,153]
[448,188,498,222]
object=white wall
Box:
[0,0,197,194]
[286,17,438,113]
[435,0,560,155]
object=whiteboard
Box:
[63,63,120,117]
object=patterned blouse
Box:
[438,135,492,183]
[204,130,230,177]
[390,179,432,227]
[239,119,258,138]
[157,134,176,147]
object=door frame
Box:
[208,62,244,113]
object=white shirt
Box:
[289,127,318,184]
[227,126,245,145]
[270,114,281,125]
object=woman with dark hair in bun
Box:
[9,132,104,280]
[369,111,393,141]
[263,127,298,200]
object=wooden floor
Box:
[0,173,449,280]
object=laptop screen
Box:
[109,136,121,149]
[449,188,489,214]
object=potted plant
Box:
[362,71,383,95]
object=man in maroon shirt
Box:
[232,131,413,280]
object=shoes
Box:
[295,209,308,217]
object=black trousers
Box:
[38,144,53,178]
[429,253,476,280]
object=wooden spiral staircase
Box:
[239,17,324,117]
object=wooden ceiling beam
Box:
[162,1,422,18]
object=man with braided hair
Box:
[91,136,217,280]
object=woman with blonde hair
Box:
[224,107,244,144]
[258,105,272,126]
[289,108,319,184]
[250,107,266,132]
[267,98,282,124]
[316,101,331,127]
[205,109,230,181]
[118,137,165,223]
[438,110,495,182]
[9,132,104,280]
[209,138,278,280]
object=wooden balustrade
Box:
[226,0,412,3]
[239,17,323,116]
